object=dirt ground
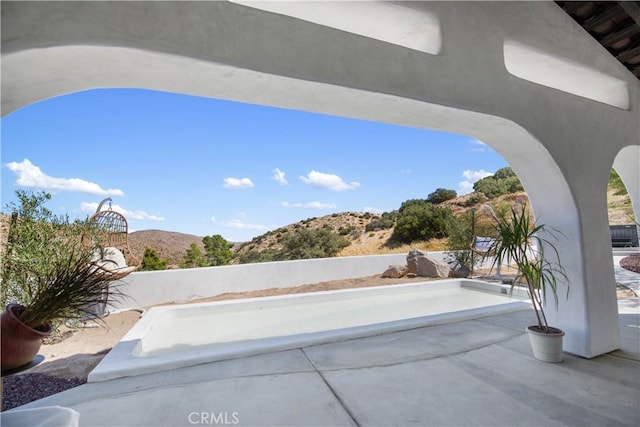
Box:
[21,269,639,379]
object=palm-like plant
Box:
[1,191,129,330]
[483,204,568,333]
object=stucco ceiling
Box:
[556,1,640,79]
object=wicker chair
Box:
[83,198,139,319]
[88,198,140,270]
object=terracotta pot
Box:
[1,304,52,371]
[526,325,564,363]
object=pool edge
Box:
[88,280,530,382]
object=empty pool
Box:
[89,279,530,382]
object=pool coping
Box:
[88,279,531,382]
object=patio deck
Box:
[5,299,639,426]
[3,254,639,426]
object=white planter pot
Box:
[526,325,564,362]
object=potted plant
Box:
[482,203,569,362]
[0,191,130,371]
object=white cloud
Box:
[458,181,475,195]
[272,168,288,185]
[222,219,270,231]
[81,202,164,221]
[299,170,360,191]
[364,206,384,214]
[463,169,493,181]
[223,177,254,189]
[280,201,337,209]
[6,159,124,196]
[458,169,493,195]
[210,216,217,223]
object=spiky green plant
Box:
[483,204,569,332]
[1,191,130,330]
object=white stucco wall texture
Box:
[2,1,638,358]
[113,253,410,310]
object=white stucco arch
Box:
[2,0,638,358]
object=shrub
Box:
[444,212,482,271]
[365,212,397,232]
[338,225,356,235]
[427,188,457,204]
[392,200,454,244]
[463,193,488,207]
[278,228,349,260]
[473,167,523,199]
[238,248,279,264]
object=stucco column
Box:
[545,175,620,358]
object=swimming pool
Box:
[89,279,529,382]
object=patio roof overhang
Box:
[556,1,640,79]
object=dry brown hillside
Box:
[0,185,634,266]
[235,193,533,258]
[235,212,375,258]
[129,230,204,268]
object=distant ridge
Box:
[129,230,205,268]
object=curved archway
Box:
[4,44,599,353]
[5,0,637,358]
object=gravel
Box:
[2,373,86,411]
[620,256,640,274]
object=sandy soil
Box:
[19,269,639,379]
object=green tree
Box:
[278,228,349,260]
[140,248,167,271]
[494,166,516,180]
[181,243,208,268]
[473,167,523,199]
[473,176,507,199]
[393,200,454,244]
[427,188,457,204]
[203,234,234,266]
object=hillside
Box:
[128,230,205,268]
[1,176,633,267]
[235,191,533,259]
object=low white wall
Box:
[112,253,410,310]
[110,251,500,311]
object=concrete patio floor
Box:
[7,299,639,427]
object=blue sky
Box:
[1,89,507,242]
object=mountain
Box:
[128,230,205,268]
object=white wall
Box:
[111,252,500,311]
[113,254,408,310]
